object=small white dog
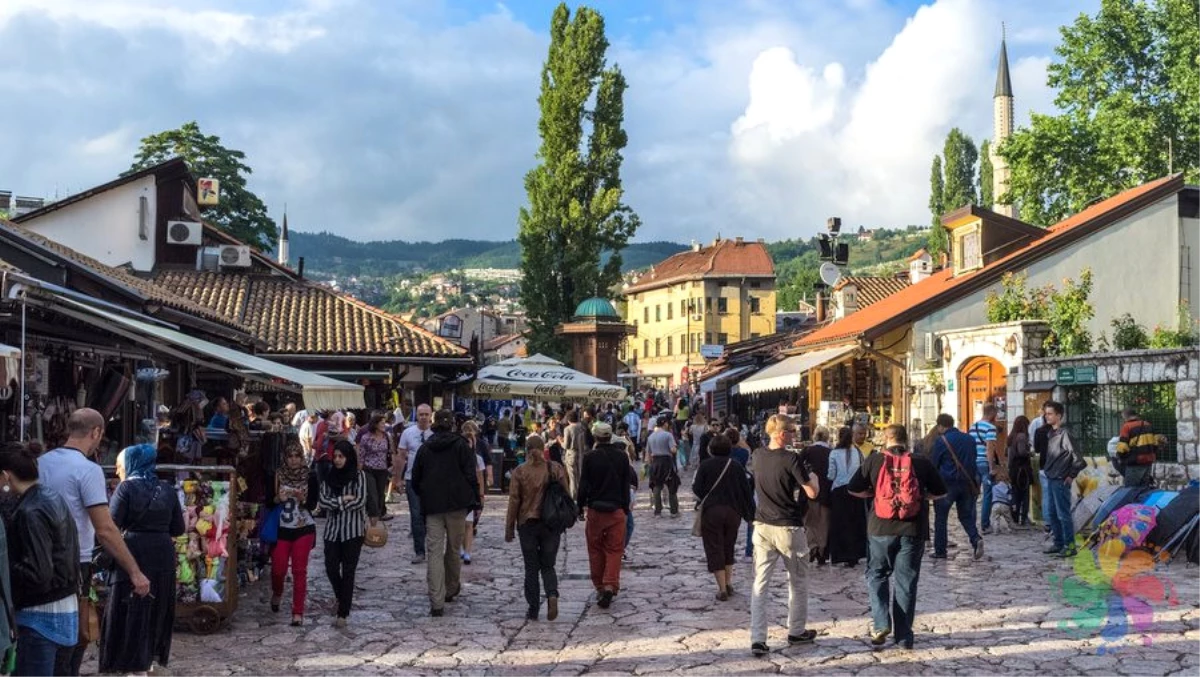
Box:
[990,479,1015,534]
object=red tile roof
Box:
[625,238,774,293]
[796,175,1183,349]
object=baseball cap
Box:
[592,422,613,439]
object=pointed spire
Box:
[994,24,1013,98]
[281,203,289,240]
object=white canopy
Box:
[735,345,857,396]
[0,343,20,388]
[472,354,626,402]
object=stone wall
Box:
[1024,347,1200,484]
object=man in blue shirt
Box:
[929,414,984,560]
[969,405,1000,533]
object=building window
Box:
[718,332,728,345]
[955,224,983,273]
[706,297,713,313]
[680,299,686,316]
[667,303,673,320]
[749,297,760,313]
[644,339,649,356]
[644,307,649,324]
[718,297,728,314]
[750,281,761,288]
[706,332,714,345]
[655,338,661,357]
[667,337,673,356]
[632,349,637,362]
[656,305,661,322]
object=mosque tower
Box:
[991,27,1016,218]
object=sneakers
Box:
[334,617,347,628]
[751,642,770,658]
[787,630,817,645]
[1043,545,1064,555]
[430,607,444,617]
[981,526,993,535]
[973,539,985,561]
[412,554,426,564]
[869,626,890,646]
[462,552,472,565]
[547,596,559,621]
[597,590,614,609]
[1056,546,1078,558]
[930,552,948,560]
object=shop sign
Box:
[700,345,724,360]
[946,378,954,392]
[1056,366,1097,385]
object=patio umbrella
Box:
[472,354,626,402]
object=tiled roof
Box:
[0,219,247,333]
[484,333,525,351]
[832,276,910,308]
[625,238,774,293]
[796,175,1183,349]
[152,270,468,358]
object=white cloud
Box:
[0,0,1095,244]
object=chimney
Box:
[815,290,826,323]
[735,236,744,245]
[691,240,701,252]
[910,251,931,283]
[297,256,305,279]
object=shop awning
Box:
[473,354,626,402]
[699,365,754,394]
[735,345,857,396]
[50,296,365,411]
[0,343,20,387]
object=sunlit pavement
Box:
[157,476,1199,676]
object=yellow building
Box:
[623,237,776,388]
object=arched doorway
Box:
[958,356,1008,448]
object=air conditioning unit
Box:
[217,245,251,268]
[924,333,942,364]
[166,220,202,245]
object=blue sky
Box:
[0,0,1096,244]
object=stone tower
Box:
[278,208,290,266]
[991,29,1016,218]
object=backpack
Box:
[540,468,577,533]
[874,449,922,521]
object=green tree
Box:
[942,128,979,212]
[927,155,948,257]
[518,3,639,360]
[979,139,994,209]
[1000,0,1199,225]
[128,121,275,249]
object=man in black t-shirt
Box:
[848,424,946,651]
[748,415,820,658]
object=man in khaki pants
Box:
[749,415,820,657]
[412,410,482,616]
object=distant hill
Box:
[288,231,688,277]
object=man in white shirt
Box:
[298,410,318,463]
[397,404,434,564]
[40,408,149,675]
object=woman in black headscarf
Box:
[318,440,368,628]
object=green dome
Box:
[574,297,620,319]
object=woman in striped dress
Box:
[319,440,368,628]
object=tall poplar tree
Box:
[927,155,948,257]
[979,139,994,209]
[518,3,639,360]
[942,128,979,212]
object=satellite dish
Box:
[819,262,842,287]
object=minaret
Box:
[278,207,290,266]
[991,26,1016,218]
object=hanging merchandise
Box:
[88,365,131,419]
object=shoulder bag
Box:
[941,435,980,497]
[692,459,733,537]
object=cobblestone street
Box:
[163,477,1200,676]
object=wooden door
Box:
[958,356,1008,449]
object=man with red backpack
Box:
[847,424,945,651]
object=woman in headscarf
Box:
[100,444,184,675]
[826,426,867,567]
[271,441,318,626]
[318,440,368,628]
[798,426,834,566]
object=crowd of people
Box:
[0,384,1133,672]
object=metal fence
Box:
[1064,383,1178,462]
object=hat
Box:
[592,422,613,439]
[433,409,456,430]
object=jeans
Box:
[1123,464,1153,488]
[624,508,634,551]
[53,561,90,676]
[678,439,691,469]
[18,625,65,677]
[750,523,809,644]
[426,510,468,609]
[271,532,315,615]
[517,520,561,611]
[977,461,994,530]
[933,482,980,556]
[652,486,679,515]
[1046,477,1075,551]
[324,537,364,618]
[585,509,626,592]
[406,483,426,556]
[1039,470,1051,525]
[866,535,924,646]
[745,521,754,557]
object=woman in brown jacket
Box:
[505,435,569,621]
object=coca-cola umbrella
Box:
[471,354,627,402]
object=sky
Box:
[0,0,1097,244]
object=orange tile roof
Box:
[0,219,247,333]
[152,270,468,358]
[625,238,774,293]
[796,175,1183,349]
[832,276,910,308]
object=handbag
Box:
[540,466,577,533]
[941,435,981,497]
[364,523,388,548]
[259,504,283,545]
[78,593,101,644]
[692,459,734,537]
